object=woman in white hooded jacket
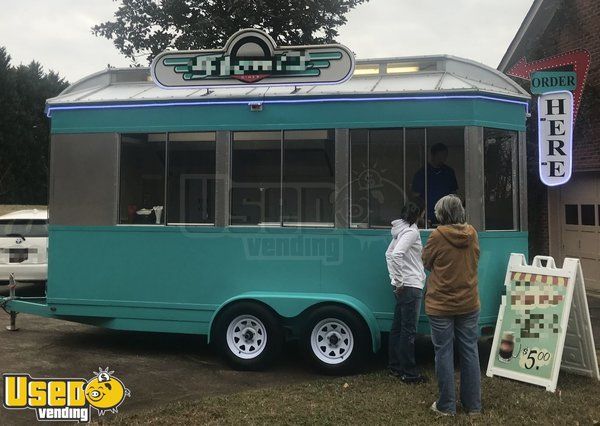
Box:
[386,201,427,383]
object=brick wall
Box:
[511,0,600,256]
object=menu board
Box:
[487,254,599,392]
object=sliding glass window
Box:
[231,131,281,225]
[283,130,335,226]
[350,130,369,227]
[351,127,464,229]
[484,128,517,230]
[166,132,216,225]
[119,133,166,225]
[421,127,464,227]
[368,129,404,227]
[405,129,426,228]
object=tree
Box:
[0,47,68,204]
[93,0,368,64]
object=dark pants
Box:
[388,286,423,378]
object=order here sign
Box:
[506,49,591,187]
[537,91,573,186]
[531,71,577,94]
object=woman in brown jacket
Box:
[422,195,481,416]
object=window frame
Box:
[117,132,219,227]
[482,127,520,232]
[115,126,523,232]
[117,132,168,227]
[282,129,336,228]
[165,131,217,226]
[228,129,336,228]
[350,126,468,230]
[229,130,284,227]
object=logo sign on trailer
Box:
[151,29,355,89]
[537,91,573,186]
[487,254,599,392]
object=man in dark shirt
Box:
[411,143,458,226]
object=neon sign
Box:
[151,29,355,89]
[507,49,591,186]
[537,91,573,186]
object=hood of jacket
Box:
[390,219,410,238]
[436,224,475,248]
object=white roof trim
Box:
[49,55,530,106]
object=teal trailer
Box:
[3,53,530,373]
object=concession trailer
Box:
[1,30,530,373]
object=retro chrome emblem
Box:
[151,28,355,88]
[15,237,23,245]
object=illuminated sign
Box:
[507,49,590,119]
[507,49,591,187]
[537,91,573,186]
[151,29,355,89]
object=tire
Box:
[303,305,371,375]
[212,302,283,371]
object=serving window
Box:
[114,126,520,230]
[166,132,216,225]
[230,130,335,226]
[484,128,518,230]
[119,133,166,225]
[230,131,281,225]
[119,132,216,226]
[283,130,335,226]
[350,127,464,229]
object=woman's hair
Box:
[434,195,466,225]
[400,199,425,225]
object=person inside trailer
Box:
[411,143,459,226]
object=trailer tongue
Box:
[1,274,57,330]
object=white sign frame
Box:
[151,28,355,90]
[538,90,574,186]
[487,254,599,392]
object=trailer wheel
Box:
[303,305,370,375]
[213,302,283,371]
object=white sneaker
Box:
[430,401,454,416]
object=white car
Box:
[0,209,48,284]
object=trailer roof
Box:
[47,55,529,108]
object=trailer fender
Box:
[208,292,381,352]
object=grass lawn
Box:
[108,360,600,425]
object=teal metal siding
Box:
[49,97,527,134]
[40,226,528,350]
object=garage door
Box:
[558,172,600,294]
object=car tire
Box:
[303,305,370,375]
[213,302,283,371]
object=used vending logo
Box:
[3,368,130,422]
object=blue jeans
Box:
[388,286,423,378]
[429,310,481,414]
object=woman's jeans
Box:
[429,310,481,414]
[388,286,423,378]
